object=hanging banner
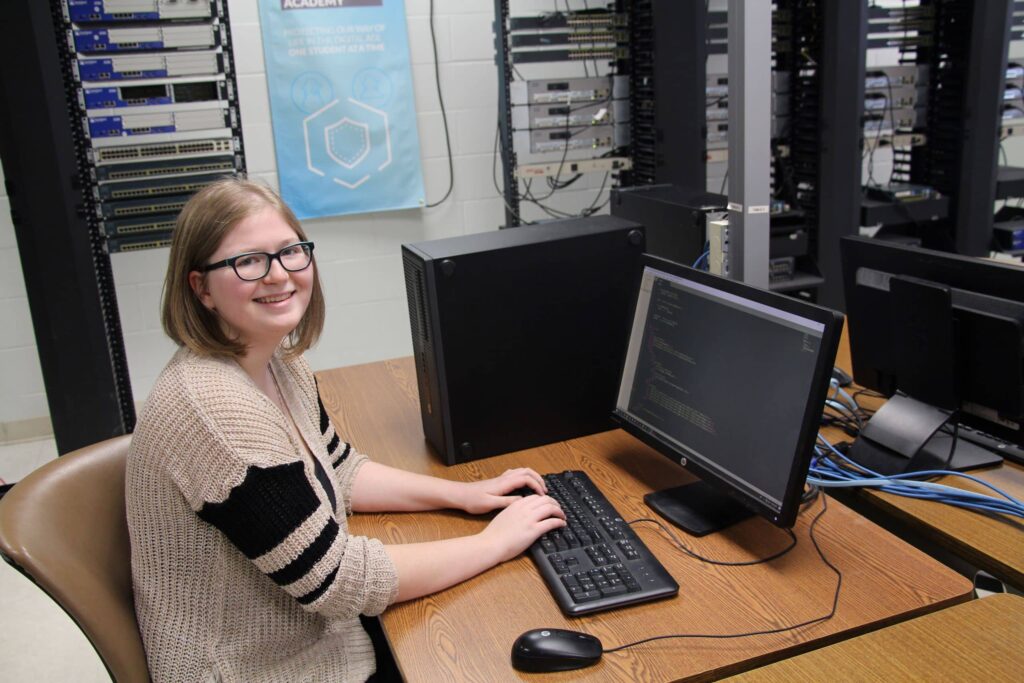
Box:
[258,0,425,219]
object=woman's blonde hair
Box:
[161,178,325,358]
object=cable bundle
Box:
[807,433,1024,520]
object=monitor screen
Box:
[613,256,842,534]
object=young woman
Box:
[126,179,565,682]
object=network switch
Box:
[94,172,224,201]
[510,76,628,106]
[509,12,627,31]
[73,22,220,52]
[865,182,936,202]
[82,77,226,109]
[514,125,622,154]
[864,85,923,109]
[86,103,229,138]
[92,154,237,181]
[512,46,629,65]
[864,65,928,89]
[101,213,179,237]
[511,100,628,131]
[515,156,631,179]
[76,50,224,81]
[510,30,627,48]
[106,233,174,253]
[89,134,235,164]
[97,192,193,219]
[863,107,920,133]
[67,0,214,23]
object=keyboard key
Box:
[574,590,602,603]
[600,584,629,597]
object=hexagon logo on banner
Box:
[302,98,393,190]
[325,118,370,169]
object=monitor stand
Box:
[849,393,1003,475]
[645,480,753,537]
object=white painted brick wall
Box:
[0,0,608,427]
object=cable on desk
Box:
[604,495,841,655]
[627,517,797,567]
[808,433,1024,520]
[821,378,872,436]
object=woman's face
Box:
[188,206,314,352]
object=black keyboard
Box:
[526,470,678,616]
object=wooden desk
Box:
[830,325,1024,589]
[317,358,972,682]
[725,593,1024,682]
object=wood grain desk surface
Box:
[831,325,1024,588]
[724,593,1024,682]
[317,357,972,682]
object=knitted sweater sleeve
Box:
[312,379,366,516]
[163,358,398,620]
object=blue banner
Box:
[258,0,425,219]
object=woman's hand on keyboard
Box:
[456,467,548,515]
[480,494,566,563]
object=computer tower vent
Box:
[403,254,431,345]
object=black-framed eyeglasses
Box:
[200,241,315,281]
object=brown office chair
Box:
[0,435,151,683]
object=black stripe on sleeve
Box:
[316,384,330,435]
[326,432,340,456]
[267,519,339,587]
[298,565,340,605]
[332,442,351,469]
[197,461,319,559]
[311,455,338,511]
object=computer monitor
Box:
[840,236,1024,474]
[612,255,843,536]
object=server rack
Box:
[906,0,1012,255]
[781,0,866,307]
[493,0,644,226]
[0,1,131,452]
[623,0,706,190]
[57,0,247,253]
[0,0,246,451]
[993,2,1024,257]
[702,2,843,300]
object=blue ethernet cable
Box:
[807,433,1024,519]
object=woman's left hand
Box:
[457,467,548,515]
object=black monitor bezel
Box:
[839,235,1024,443]
[611,254,844,529]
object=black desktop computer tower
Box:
[401,216,645,465]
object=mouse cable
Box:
[604,496,841,655]
[626,519,796,567]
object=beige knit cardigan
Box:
[127,347,399,682]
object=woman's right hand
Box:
[480,494,566,563]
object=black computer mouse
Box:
[511,628,603,673]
